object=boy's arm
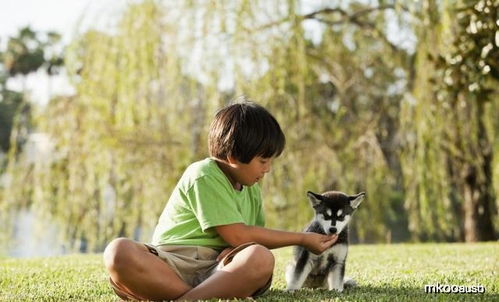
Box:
[215,223,337,255]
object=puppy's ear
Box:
[349,192,365,208]
[307,191,322,208]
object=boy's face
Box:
[229,156,273,187]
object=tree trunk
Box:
[463,165,496,242]
[462,103,496,242]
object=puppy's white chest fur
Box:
[291,243,349,289]
[326,244,348,262]
[311,243,348,271]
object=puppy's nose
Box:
[329,227,337,234]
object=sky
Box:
[1,0,129,105]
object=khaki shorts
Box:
[109,242,272,300]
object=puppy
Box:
[286,191,365,292]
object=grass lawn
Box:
[0,242,497,301]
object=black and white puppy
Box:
[286,191,365,292]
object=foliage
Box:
[0,243,497,301]
[399,0,498,241]
[0,26,65,162]
[2,26,63,77]
[0,26,66,252]
[1,0,498,252]
[3,1,216,252]
[0,90,23,155]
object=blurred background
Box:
[0,0,497,257]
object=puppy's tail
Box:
[343,276,357,288]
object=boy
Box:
[103,99,338,301]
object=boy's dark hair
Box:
[208,98,285,164]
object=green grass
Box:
[1,243,498,301]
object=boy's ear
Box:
[307,191,322,208]
[349,192,365,208]
[226,155,238,166]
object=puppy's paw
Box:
[285,285,300,292]
[343,276,357,288]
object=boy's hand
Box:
[302,232,338,255]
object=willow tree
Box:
[2,0,417,251]
[172,0,412,242]
[8,0,484,251]
[3,1,218,252]
[400,0,497,241]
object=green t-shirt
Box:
[151,158,265,248]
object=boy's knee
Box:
[103,238,135,273]
[244,244,275,277]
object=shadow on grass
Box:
[263,285,498,301]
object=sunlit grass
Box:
[1,243,497,301]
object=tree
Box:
[2,1,496,252]
[437,0,497,241]
[3,26,63,77]
[192,1,413,241]
[0,26,64,159]
[400,0,497,241]
[0,26,65,253]
[0,80,24,155]
[4,1,212,252]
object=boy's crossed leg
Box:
[104,238,274,301]
[104,238,192,301]
[178,244,274,300]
